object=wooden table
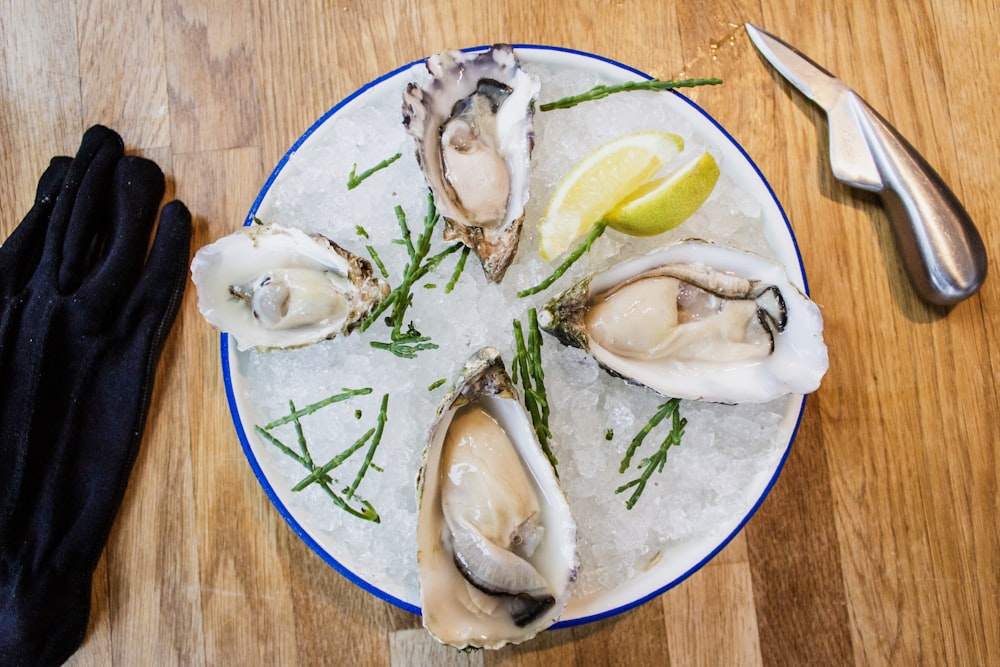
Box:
[2,1,997,664]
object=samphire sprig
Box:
[512,308,558,474]
[370,322,438,359]
[518,220,607,298]
[366,245,389,278]
[347,152,402,190]
[254,388,387,523]
[445,245,471,294]
[262,387,372,429]
[359,193,465,358]
[615,398,687,510]
[540,78,723,112]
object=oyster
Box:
[539,240,829,403]
[402,44,540,283]
[190,222,390,351]
[416,348,577,649]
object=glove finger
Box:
[45,125,125,294]
[0,157,72,298]
[121,199,192,341]
[75,156,166,316]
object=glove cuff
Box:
[0,562,92,667]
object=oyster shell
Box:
[416,347,577,649]
[190,222,390,351]
[402,44,540,283]
[539,240,829,403]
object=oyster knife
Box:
[745,23,987,306]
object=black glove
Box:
[0,125,192,666]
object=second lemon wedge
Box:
[604,150,720,237]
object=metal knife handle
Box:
[855,96,987,305]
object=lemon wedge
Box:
[605,151,720,237]
[537,131,684,261]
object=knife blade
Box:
[745,22,987,306]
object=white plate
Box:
[223,45,809,628]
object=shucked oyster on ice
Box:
[190,223,390,351]
[539,240,829,403]
[403,44,540,283]
[416,348,578,650]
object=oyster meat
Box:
[416,348,578,649]
[539,240,829,403]
[190,222,390,351]
[403,44,540,283]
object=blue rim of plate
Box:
[222,44,809,629]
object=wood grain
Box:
[1,1,997,665]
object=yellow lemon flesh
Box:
[537,131,684,261]
[604,151,720,237]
